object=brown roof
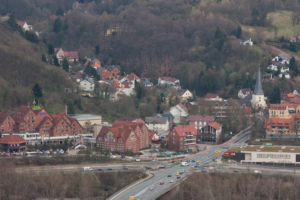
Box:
[0,113,13,125]
[0,135,26,144]
[159,77,178,82]
[36,117,52,129]
[204,93,218,99]
[177,103,188,113]
[13,106,32,123]
[270,104,286,110]
[240,88,252,95]
[173,125,197,137]
[129,73,140,80]
[208,122,222,130]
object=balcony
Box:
[184,137,195,141]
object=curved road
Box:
[113,130,251,200]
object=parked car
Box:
[160,181,164,185]
[191,159,196,162]
[98,168,103,171]
[168,174,172,177]
[169,179,173,183]
[124,167,129,170]
[84,167,93,171]
[107,168,113,170]
[254,170,261,174]
[233,170,239,173]
[110,155,117,158]
[196,160,200,163]
[176,172,180,176]
[148,186,154,191]
[177,176,181,179]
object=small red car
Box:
[160,181,164,185]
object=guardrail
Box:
[142,180,182,200]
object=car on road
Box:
[160,181,164,185]
[196,160,200,163]
[107,168,113,171]
[177,176,181,179]
[84,167,93,171]
[98,168,103,171]
[145,166,152,170]
[254,170,261,174]
[186,160,190,162]
[168,174,172,177]
[176,172,180,176]
[169,179,173,183]
[148,186,154,191]
[191,159,196,162]
[136,158,141,162]
[233,170,239,173]
[124,167,129,170]
[180,169,185,173]
[110,155,117,158]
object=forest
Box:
[0,0,300,115]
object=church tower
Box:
[251,65,267,109]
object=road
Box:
[111,130,251,200]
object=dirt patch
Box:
[262,43,300,62]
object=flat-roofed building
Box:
[67,114,102,126]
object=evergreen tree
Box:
[236,25,242,39]
[289,42,297,52]
[42,54,47,62]
[214,27,227,51]
[269,86,281,104]
[84,63,99,80]
[32,83,43,99]
[62,58,69,73]
[289,57,299,75]
[48,44,54,55]
[52,55,60,66]
[53,17,62,33]
[24,31,39,44]
[95,44,100,56]
[135,81,143,99]
[56,6,64,16]
[68,102,75,114]
[6,15,23,34]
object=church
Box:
[250,65,267,109]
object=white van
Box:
[84,167,93,171]
[180,162,189,167]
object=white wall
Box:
[242,151,299,164]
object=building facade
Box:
[251,66,267,109]
[188,115,214,132]
[200,122,222,143]
[168,125,197,151]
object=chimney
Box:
[65,104,68,115]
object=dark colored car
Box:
[98,168,103,171]
[107,168,113,171]
[168,174,172,177]
[124,167,129,170]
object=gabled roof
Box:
[173,125,197,137]
[36,117,52,129]
[178,89,190,96]
[153,113,174,120]
[13,106,32,123]
[287,93,297,98]
[208,122,222,130]
[160,90,169,97]
[17,21,26,27]
[294,89,300,94]
[54,47,63,54]
[107,65,121,71]
[188,115,214,122]
[143,79,153,86]
[145,117,168,124]
[236,94,252,107]
[265,118,294,129]
[64,51,79,59]
[159,77,178,82]
[240,38,251,43]
[254,65,264,95]
[0,113,14,126]
[204,93,218,98]
[129,73,140,80]
[269,104,286,110]
[176,103,188,113]
[0,135,26,144]
[278,54,290,61]
[240,88,252,95]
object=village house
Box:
[158,77,181,90]
[79,77,95,92]
[169,103,188,124]
[238,88,253,99]
[267,64,278,71]
[188,115,215,132]
[90,58,101,69]
[112,81,134,97]
[178,89,193,100]
[0,135,26,153]
[54,48,79,63]
[200,122,222,143]
[17,21,33,31]
[107,65,121,78]
[272,54,290,65]
[290,37,297,42]
[0,113,16,135]
[264,117,298,139]
[75,70,86,82]
[152,113,174,129]
[279,72,291,79]
[145,116,169,132]
[240,38,253,46]
[106,23,129,36]
[203,93,223,101]
[142,79,153,87]
[96,121,150,153]
[293,89,300,96]
[168,125,197,151]
[269,104,291,119]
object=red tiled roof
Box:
[270,104,286,110]
[173,125,197,137]
[36,117,52,129]
[208,122,222,130]
[291,37,296,40]
[17,21,26,27]
[0,135,26,144]
[287,93,297,98]
[244,106,252,115]
[64,51,79,60]
[129,73,140,80]
[265,118,294,129]
[100,69,112,80]
[177,103,188,113]
[188,115,214,122]
[13,106,32,123]
[0,113,11,126]
[54,47,63,54]
[159,77,178,82]
[204,93,218,98]
[121,81,130,88]
[240,88,252,95]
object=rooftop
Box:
[242,145,300,153]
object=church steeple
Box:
[254,65,264,96]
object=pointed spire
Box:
[254,65,264,95]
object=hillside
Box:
[0,21,78,114]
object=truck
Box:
[180,162,189,167]
[83,167,93,171]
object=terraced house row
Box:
[0,105,83,138]
[96,120,150,153]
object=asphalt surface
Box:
[115,130,252,200]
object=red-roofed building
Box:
[96,121,150,153]
[158,77,180,90]
[188,115,214,131]
[0,134,26,153]
[17,21,33,31]
[238,88,253,99]
[204,93,223,101]
[269,104,290,119]
[100,68,113,80]
[0,113,15,134]
[199,122,222,143]
[290,37,297,42]
[13,106,37,132]
[168,125,197,151]
[75,70,86,82]
[265,117,297,137]
[54,48,79,63]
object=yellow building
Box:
[269,104,291,119]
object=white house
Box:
[158,77,180,90]
[200,122,222,143]
[188,115,214,131]
[54,47,64,62]
[240,38,253,46]
[145,117,169,131]
[281,66,289,73]
[238,88,253,99]
[80,78,95,91]
[272,54,290,64]
[279,72,291,79]
[17,21,33,31]
[169,103,188,124]
[203,93,223,101]
[113,81,134,97]
[178,89,193,99]
[267,64,278,71]
[293,89,300,96]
